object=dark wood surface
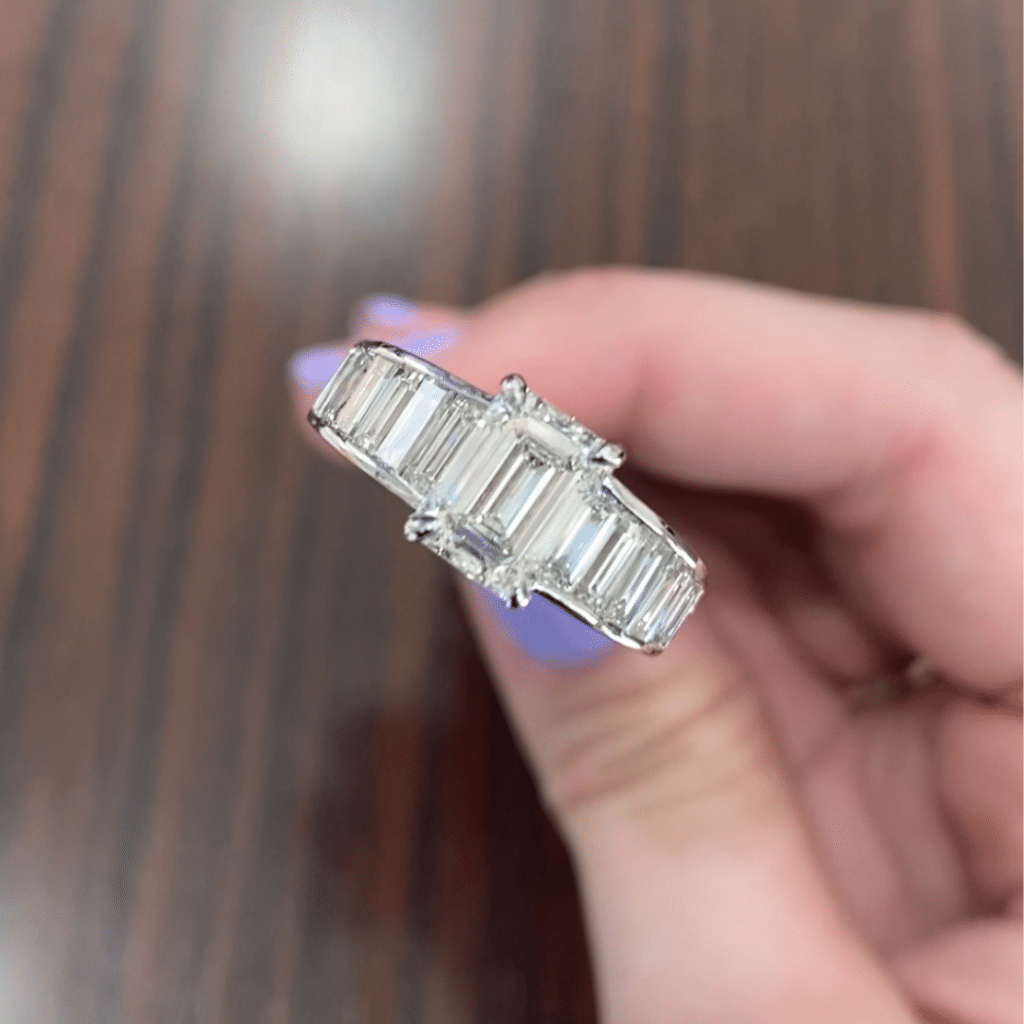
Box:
[0,0,1019,1020]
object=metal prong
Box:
[591,441,625,470]
[312,343,705,654]
[499,373,528,402]
[404,510,440,543]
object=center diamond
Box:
[404,375,622,607]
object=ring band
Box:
[309,341,705,653]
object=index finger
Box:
[434,268,1022,689]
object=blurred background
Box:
[0,0,1019,1020]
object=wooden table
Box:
[0,0,1019,1019]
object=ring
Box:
[308,341,705,653]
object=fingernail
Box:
[287,344,348,389]
[399,325,461,359]
[286,322,461,396]
[474,585,617,669]
[351,293,418,332]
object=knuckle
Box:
[522,265,640,308]
[917,309,973,344]
[912,310,1013,380]
[538,654,771,823]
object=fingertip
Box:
[287,342,351,390]
[350,293,469,342]
[465,582,618,671]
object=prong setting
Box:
[404,509,440,543]
[590,441,625,470]
[500,373,528,404]
[311,341,704,652]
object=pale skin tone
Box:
[292,269,1022,1023]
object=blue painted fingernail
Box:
[287,345,346,389]
[287,325,460,394]
[475,585,617,668]
[352,293,418,331]
[400,326,460,359]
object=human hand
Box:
[289,270,1022,1023]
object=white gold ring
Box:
[309,341,705,653]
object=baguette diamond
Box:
[309,341,705,652]
[376,378,446,467]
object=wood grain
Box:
[0,0,1018,1019]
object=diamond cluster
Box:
[310,342,703,652]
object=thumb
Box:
[459,583,916,1024]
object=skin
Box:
[291,269,1022,1023]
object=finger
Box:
[937,701,1022,909]
[645,482,908,680]
[348,292,468,342]
[460,582,917,1024]
[434,268,1022,689]
[893,917,1023,1024]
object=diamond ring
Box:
[308,341,705,653]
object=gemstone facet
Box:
[310,342,704,651]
